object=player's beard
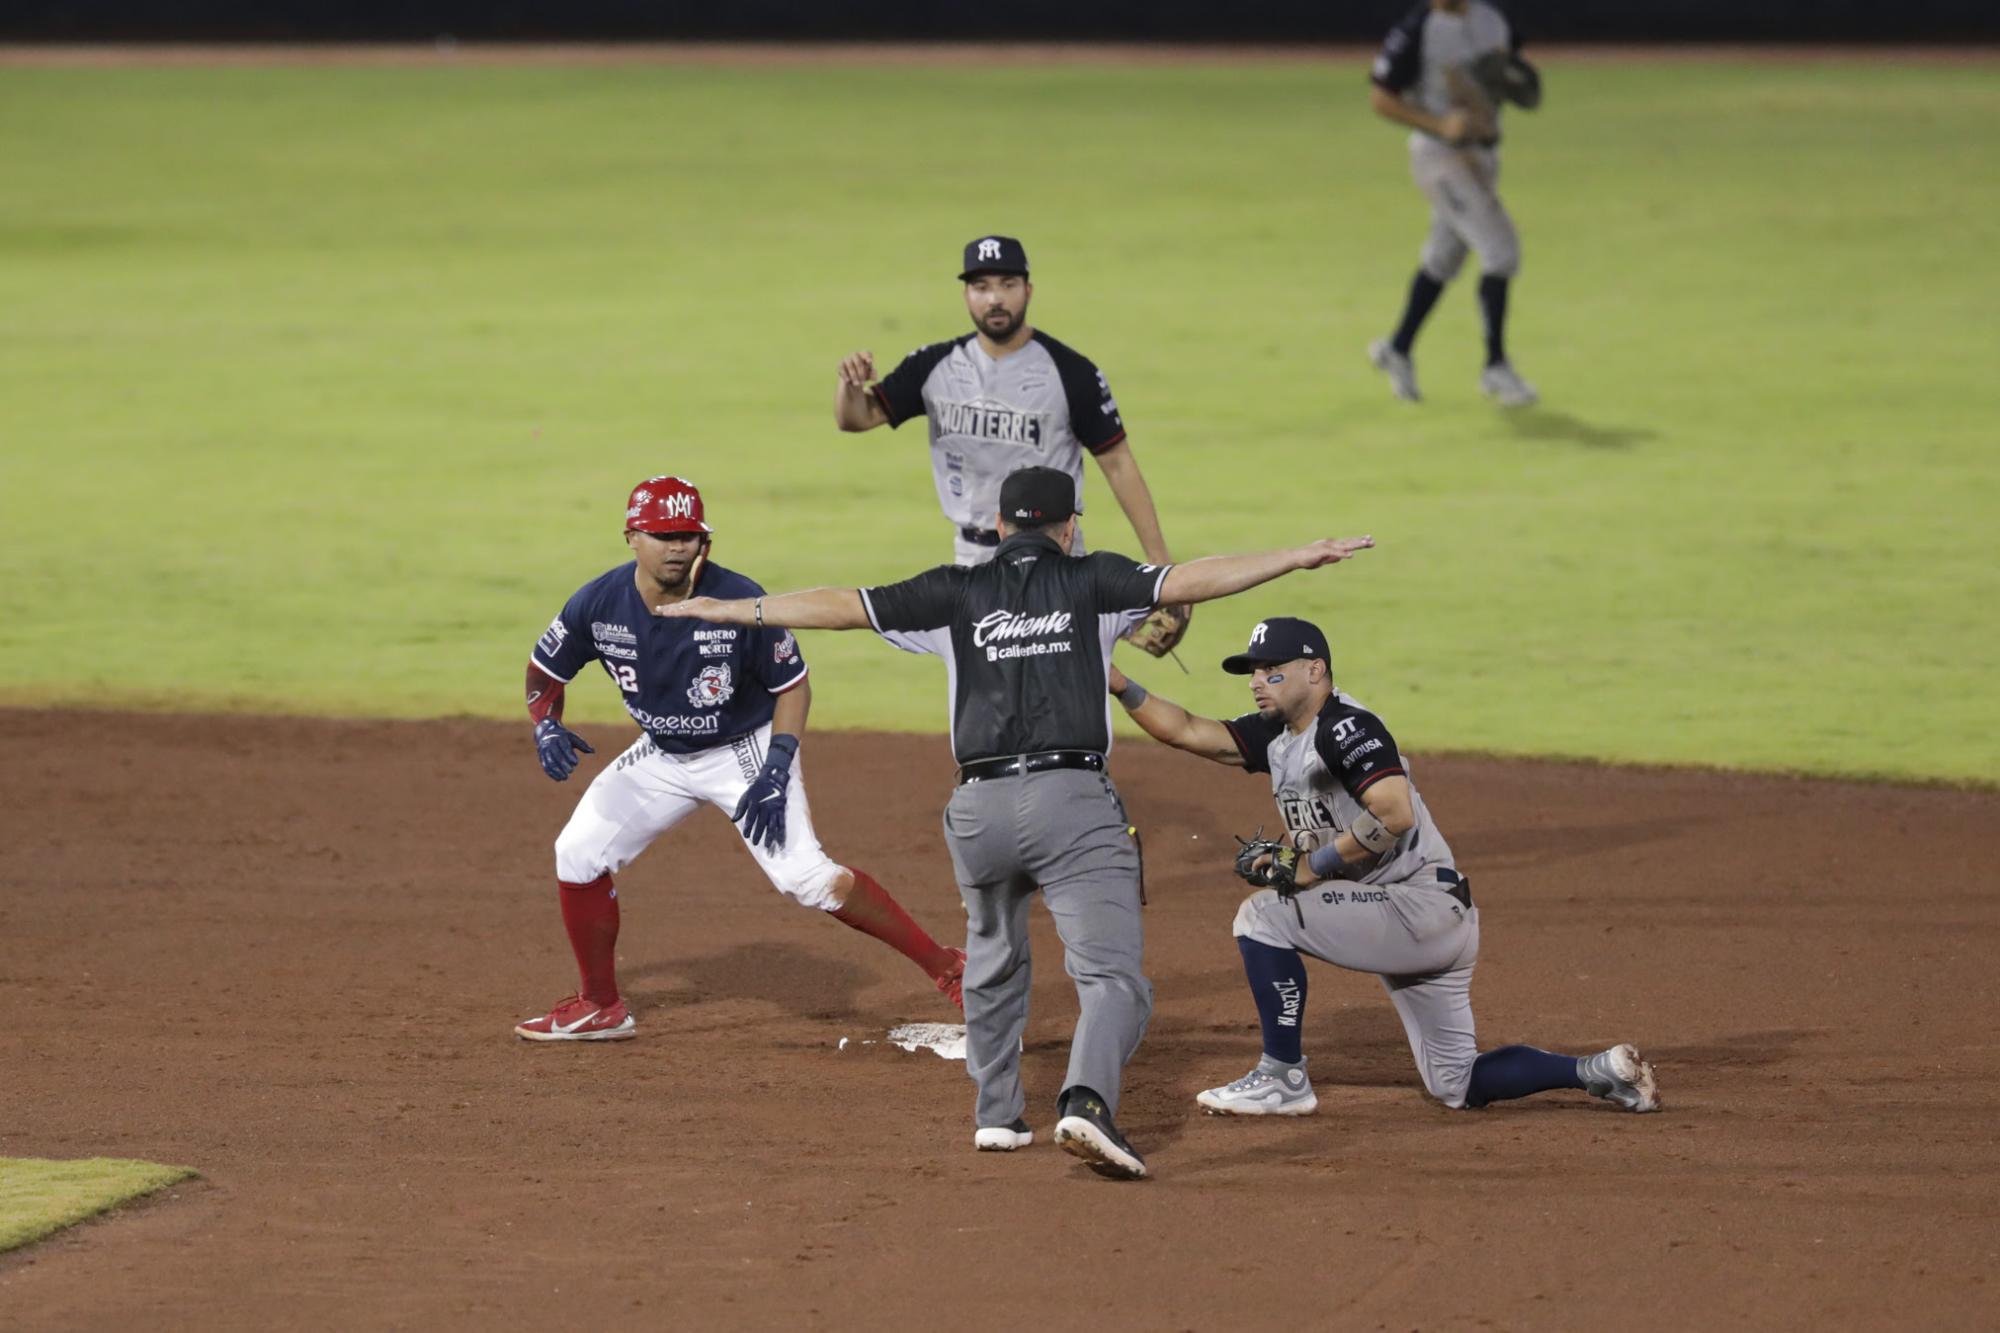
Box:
[975,305,1023,341]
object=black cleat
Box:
[1053,1086,1148,1180]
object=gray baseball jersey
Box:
[1373,0,1519,145]
[871,330,1126,535]
[1223,690,1454,884]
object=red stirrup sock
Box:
[558,874,621,1006]
[830,868,955,977]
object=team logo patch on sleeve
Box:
[536,617,568,656]
[687,663,735,708]
[773,630,797,662]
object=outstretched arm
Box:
[652,587,870,630]
[1108,664,1244,766]
[1159,536,1372,606]
[1093,441,1172,565]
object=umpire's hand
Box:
[534,718,595,782]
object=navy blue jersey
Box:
[530,561,808,754]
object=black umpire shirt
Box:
[860,532,1171,764]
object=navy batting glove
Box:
[534,718,595,782]
[733,734,798,851]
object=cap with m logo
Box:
[959,235,1029,281]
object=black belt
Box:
[1436,866,1473,910]
[957,750,1105,785]
[958,525,1001,548]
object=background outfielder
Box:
[515,475,965,1040]
[833,235,1191,659]
[1109,617,1660,1116]
[1366,0,1542,407]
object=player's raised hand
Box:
[837,351,876,386]
[1295,536,1375,569]
[534,718,596,782]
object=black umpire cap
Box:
[998,466,1075,525]
[959,235,1030,281]
[1222,617,1329,674]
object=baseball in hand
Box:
[838,351,875,386]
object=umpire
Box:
[654,467,1373,1180]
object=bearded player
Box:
[1108,619,1659,1116]
[515,475,966,1041]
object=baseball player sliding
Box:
[515,476,966,1041]
[1109,618,1660,1116]
[1366,0,1543,407]
[833,235,1192,659]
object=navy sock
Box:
[1236,937,1307,1064]
[1465,1045,1585,1108]
[1478,274,1510,367]
[1391,270,1446,356]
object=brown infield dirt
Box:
[1,708,1995,1330]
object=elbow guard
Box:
[1350,810,1397,855]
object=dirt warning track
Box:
[1,709,1994,1328]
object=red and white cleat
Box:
[935,948,967,1012]
[514,994,636,1042]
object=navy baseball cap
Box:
[1221,617,1329,674]
[998,466,1075,524]
[959,235,1029,281]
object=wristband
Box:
[766,733,799,769]
[1308,842,1353,881]
[754,597,764,627]
[1113,679,1149,709]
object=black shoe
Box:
[1054,1086,1148,1180]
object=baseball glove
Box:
[1125,603,1192,658]
[1233,831,1302,896]
[1469,51,1542,109]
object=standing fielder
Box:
[1108,618,1660,1116]
[833,235,1192,659]
[515,475,966,1041]
[1365,0,1543,407]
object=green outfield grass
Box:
[0,1157,196,1252]
[0,56,1993,782]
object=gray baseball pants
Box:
[1234,866,1482,1107]
[942,767,1151,1129]
[1409,136,1519,281]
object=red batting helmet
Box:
[624,476,711,535]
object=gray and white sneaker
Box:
[1479,360,1540,407]
[1368,339,1422,402]
[974,1119,1033,1151]
[1195,1055,1319,1116]
[1579,1043,1661,1113]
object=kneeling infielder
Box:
[1109,618,1660,1115]
[515,475,965,1041]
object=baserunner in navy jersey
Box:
[514,475,965,1042]
[833,235,1192,660]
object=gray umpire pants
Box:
[942,767,1152,1129]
